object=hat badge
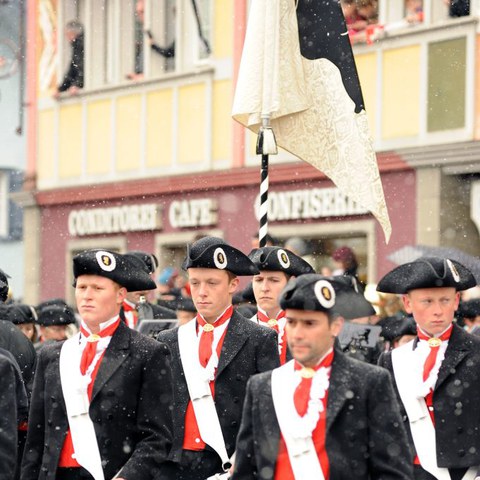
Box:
[213,247,228,269]
[277,249,291,269]
[446,259,460,283]
[314,280,336,309]
[95,251,116,272]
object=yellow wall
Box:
[115,95,142,172]
[212,79,232,162]
[146,89,173,168]
[86,100,111,175]
[37,110,56,181]
[356,52,377,140]
[382,45,421,139]
[178,84,206,164]
[58,104,82,178]
[213,0,233,58]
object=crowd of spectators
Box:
[341,0,470,45]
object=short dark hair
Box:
[66,20,84,37]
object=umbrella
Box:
[387,245,480,283]
[233,0,392,243]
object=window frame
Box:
[58,0,214,92]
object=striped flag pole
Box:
[256,116,277,248]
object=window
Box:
[0,172,8,238]
[378,0,471,28]
[59,0,213,90]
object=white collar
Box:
[81,315,119,336]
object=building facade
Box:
[0,0,25,299]
[24,0,480,303]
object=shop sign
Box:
[169,198,218,228]
[68,204,162,236]
[255,187,367,221]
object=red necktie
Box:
[417,324,453,381]
[196,306,233,368]
[122,301,138,327]
[293,349,334,417]
[80,319,120,375]
[257,310,286,333]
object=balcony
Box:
[352,1,478,153]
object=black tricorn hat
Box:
[73,249,156,292]
[240,282,256,304]
[325,275,375,320]
[7,304,38,325]
[379,314,417,342]
[248,247,315,276]
[377,256,477,294]
[280,274,337,313]
[457,298,480,319]
[175,297,196,313]
[125,250,159,274]
[0,268,10,303]
[182,236,259,276]
[36,301,76,327]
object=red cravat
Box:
[196,306,233,367]
[80,319,120,375]
[417,324,453,381]
[257,310,286,333]
[122,301,138,328]
[293,349,334,417]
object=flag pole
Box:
[256,115,277,248]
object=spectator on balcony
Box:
[352,0,382,44]
[356,0,379,25]
[445,0,470,17]
[127,0,175,81]
[405,0,423,23]
[341,0,368,35]
[54,20,84,99]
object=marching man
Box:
[157,236,279,479]
[21,250,173,480]
[121,250,176,329]
[248,246,314,364]
[232,273,413,480]
[377,257,480,480]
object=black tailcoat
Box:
[156,311,279,471]
[233,349,414,480]
[0,352,22,480]
[21,321,173,480]
[378,323,480,470]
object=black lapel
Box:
[326,350,353,432]
[91,321,131,402]
[435,324,472,390]
[53,344,68,415]
[260,376,281,467]
[216,313,249,378]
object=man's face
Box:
[403,287,459,336]
[252,271,288,315]
[126,289,154,305]
[75,275,126,329]
[18,323,36,341]
[286,309,343,368]
[40,325,68,341]
[188,268,238,323]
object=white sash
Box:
[392,342,477,480]
[60,335,105,480]
[178,320,232,471]
[271,360,326,480]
